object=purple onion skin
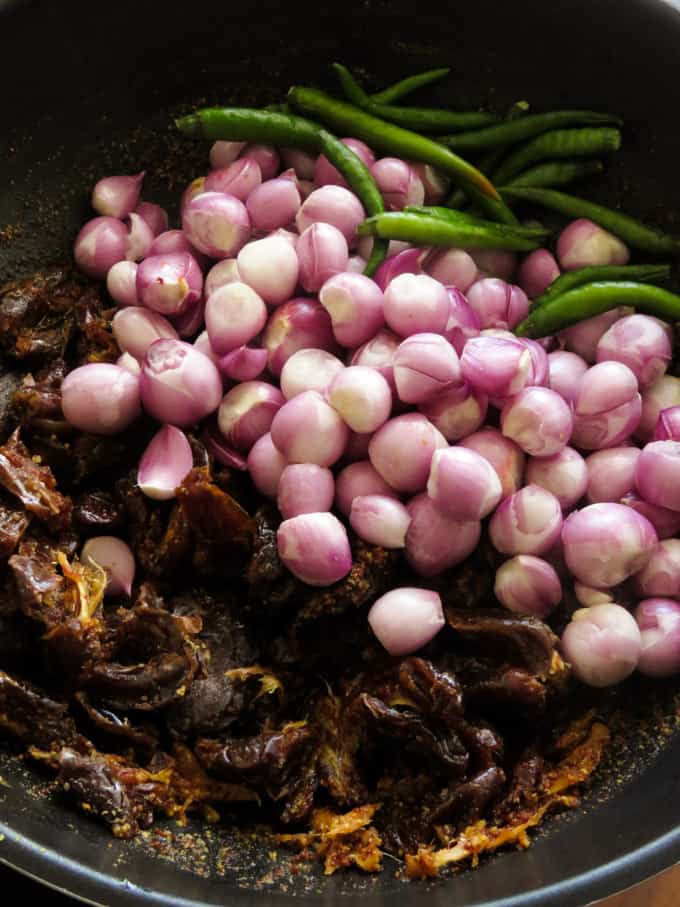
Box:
[368,414,447,494]
[136,252,203,316]
[73,216,128,279]
[562,502,658,588]
[263,299,336,377]
[525,447,588,510]
[350,329,401,390]
[335,461,398,516]
[218,345,268,382]
[204,282,268,355]
[106,260,139,307]
[427,446,502,522]
[201,421,248,471]
[460,335,532,400]
[635,440,680,512]
[210,141,246,169]
[548,350,588,403]
[246,177,301,232]
[557,218,630,270]
[280,349,345,400]
[61,363,141,436]
[270,390,349,467]
[247,432,287,499]
[620,491,680,541]
[425,248,477,294]
[217,381,285,451]
[326,366,393,434]
[374,248,422,292]
[205,159,262,201]
[500,386,573,458]
[419,383,487,442]
[637,375,680,442]
[596,314,671,390]
[137,424,194,501]
[296,185,366,247]
[635,598,680,677]
[489,485,563,556]
[585,446,641,504]
[560,308,625,364]
[319,272,385,348]
[465,278,529,331]
[460,428,526,498]
[653,406,680,441]
[140,339,223,428]
[571,361,642,450]
[112,307,179,362]
[241,144,280,180]
[368,587,445,656]
[392,333,462,406]
[296,223,349,293]
[469,248,517,281]
[81,535,136,597]
[349,494,412,548]
[442,288,480,355]
[277,512,352,587]
[135,201,168,236]
[518,249,560,299]
[91,172,144,219]
[561,604,641,687]
[181,191,251,259]
[277,464,335,519]
[405,493,481,577]
[383,273,450,338]
[633,539,680,599]
[494,555,562,618]
[236,235,299,306]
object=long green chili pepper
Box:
[404,205,548,237]
[492,128,621,186]
[287,86,517,225]
[516,281,680,338]
[500,186,680,255]
[446,101,530,208]
[174,107,388,275]
[479,101,530,174]
[358,211,547,251]
[332,63,497,133]
[438,109,623,152]
[531,264,672,309]
[503,159,604,190]
[371,67,451,104]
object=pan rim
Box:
[2,814,680,907]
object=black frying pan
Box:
[2,0,680,903]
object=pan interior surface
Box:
[2,1,680,905]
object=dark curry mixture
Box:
[0,267,610,879]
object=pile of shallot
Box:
[67,139,680,687]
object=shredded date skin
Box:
[0,269,610,877]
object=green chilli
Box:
[404,205,548,237]
[500,186,680,255]
[332,63,497,133]
[492,127,621,185]
[371,67,451,104]
[516,281,680,337]
[531,264,672,309]
[438,109,623,152]
[358,211,547,251]
[503,159,604,190]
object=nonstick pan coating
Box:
[1,1,680,904]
